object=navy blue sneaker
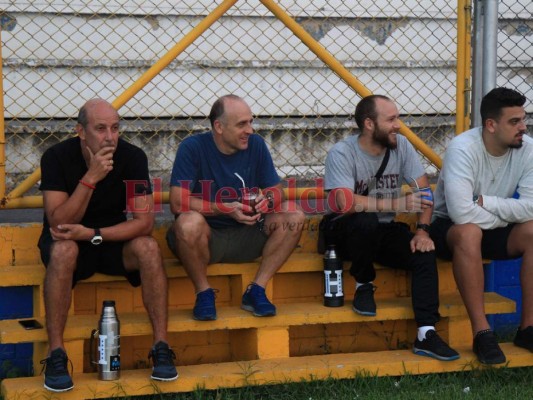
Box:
[148,341,178,381]
[413,330,460,361]
[241,283,276,317]
[193,288,217,321]
[40,348,74,392]
[352,283,377,316]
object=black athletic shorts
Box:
[430,217,514,261]
[38,228,141,287]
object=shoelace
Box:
[249,285,270,305]
[358,284,376,294]
[197,288,219,305]
[149,346,177,367]
[39,353,73,376]
[425,331,446,346]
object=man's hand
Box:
[50,224,93,241]
[252,193,273,214]
[398,192,433,213]
[410,230,435,253]
[225,201,262,225]
[84,146,115,184]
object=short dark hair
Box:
[208,94,242,129]
[354,94,391,130]
[480,87,526,125]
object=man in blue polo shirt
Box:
[167,94,305,320]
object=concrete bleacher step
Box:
[0,253,332,287]
[0,253,456,287]
[2,343,531,400]
[0,293,514,344]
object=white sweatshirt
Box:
[433,127,533,229]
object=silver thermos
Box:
[91,300,120,380]
[323,245,344,307]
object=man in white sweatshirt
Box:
[431,87,533,364]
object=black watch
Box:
[416,223,430,233]
[91,228,103,245]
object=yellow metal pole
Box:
[456,0,472,135]
[2,0,238,207]
[3,169,41,203]
[463,0,473,132]
[260,0,442,169]
[112,0,237,109]
[2,187,323,208]
[0,29,6,204]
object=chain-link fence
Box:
[0,1,532,204]
[497,1,532,97]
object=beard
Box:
[509,132,525,149]
[373,127,397,149]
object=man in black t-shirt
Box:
[38,99,177,392]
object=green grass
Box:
[102,367,533,400]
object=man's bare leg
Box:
[44,240,78,352]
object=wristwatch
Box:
[473,195,480,205]
[91,228,103,245]
[416,223,430,233]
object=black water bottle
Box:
[323,245,344,307]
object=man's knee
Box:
[129,236,161,258]
[125,236,164,273]
[174,211,209,241]
[508,220,533,255]
[49,240,78,268]
[267,201,305,230]
[447,223,482,249]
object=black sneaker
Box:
[40,348,74,392]
[413,330,460,361]
[352,283,376,316]
[473,330,506,364]
[148,341,179,381]
[513,326,533,352]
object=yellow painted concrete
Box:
[1,293,514,346]
[3,344,532,400]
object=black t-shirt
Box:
[39,137,152,230]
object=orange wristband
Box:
[79,180,96,190]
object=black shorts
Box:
[430,217,514,261]
[166,223,268,264]
[38,228,141,287]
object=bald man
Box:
[38,99,177,392]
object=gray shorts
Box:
[166,223,268,264]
